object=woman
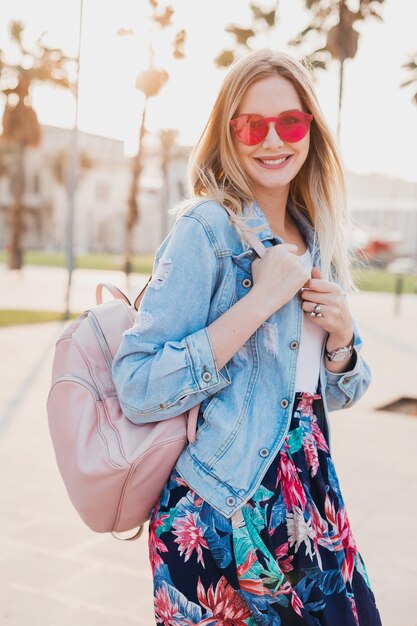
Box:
[112,49,382,625]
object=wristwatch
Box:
[325,332,355,362]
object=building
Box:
[346,171,417,262]
[1,125,416,261]
[0,125,190,255]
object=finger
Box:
[301,301,326,315]
[305,278,338,293]
[300,290,335,305]
[311,266,322,279]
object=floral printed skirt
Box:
[148,391,382,625]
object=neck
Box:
[253,185,292,234]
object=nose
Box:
[262,121,285,149]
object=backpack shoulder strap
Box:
[222,205,267,259]
[96,283,131,305]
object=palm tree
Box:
[124,61,168,275]
[158,128,178,240]
[215,1,386,143]
[288,0,386,141]
[0,20,73,269]
[118,0,185,277]
[50,148,93,186]
[400,51,417,106]
[215,2,278,68]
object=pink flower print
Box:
[238,574,293,600]
[324,494,358,583]
[296,393,321,416]
[303,432,320,477]
[195,576,251,625]
[274,541,294,572]
[148,513,169,574]
[277,449,307,511]
[291,591,305,617]
[311,418,329,453]
[172,511,208,567]
[173,475,204,508]
[337,506,359,583]
[173,473,190,488]
[306,501,332,570]
[349,594,360,625]
[154,584,179,626]
[236,549,257,577]
[192,491,204,508]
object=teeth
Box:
[260,157,288,165]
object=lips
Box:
[256,155,293,160]
[254,155,294,169]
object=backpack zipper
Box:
[88,311,114,372]
[48,374,101,400]
[80,312,129,464]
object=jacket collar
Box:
[241,198,316,252]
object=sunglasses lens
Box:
[276,112,310,142]
[232,115,268,145]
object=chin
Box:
[252,174,294,190]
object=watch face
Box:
[331,348,351,361]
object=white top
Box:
[294,247,327,394]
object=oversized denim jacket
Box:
[112,198,372,519]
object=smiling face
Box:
[232,75,311,199]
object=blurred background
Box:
[0,1,416,625]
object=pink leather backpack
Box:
[46,281,200,540]
[46,206,266,540]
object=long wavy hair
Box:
[171,49,360,294]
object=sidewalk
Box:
[1,265,416,625]
[0,264,148,313]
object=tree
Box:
[0,20,73,269]
[158,128,178,240]
[215,1,386,142]
[50,148,93,186]
[400,51,417,106]
[215,2,279,68]
[118,0,185,277]
[288,0,386,141]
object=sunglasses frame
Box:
[229,109,314,145]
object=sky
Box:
[1,0,417,183]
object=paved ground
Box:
[1,265,416,625]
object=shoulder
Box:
[177,199,240,254]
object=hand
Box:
[251,243,311,317]
[299,266,353,350]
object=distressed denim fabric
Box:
[112,199,372,519]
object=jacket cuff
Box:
[185,327,231,396]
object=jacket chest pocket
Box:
[232,248,257,301]
[216,248,257,314]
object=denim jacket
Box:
[112,198,372,519]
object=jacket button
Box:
[226,496,236,506]
[202,371,212,382]
[259,448,269,457]
[290,340,299,350]
[280,398,289,408]
[242,278,252,288]
[342,376,353,384]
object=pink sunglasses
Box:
[230,109,314,145]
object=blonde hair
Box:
[171,48,360,294]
